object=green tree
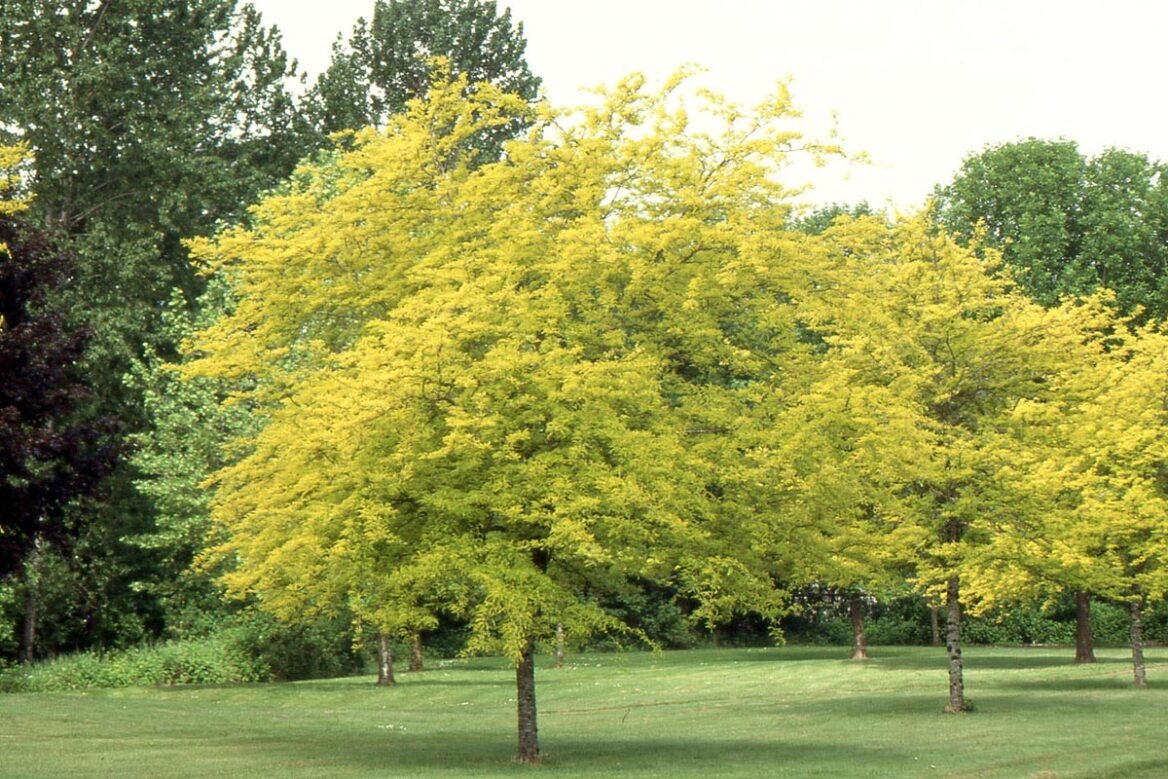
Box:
[125,284,258,638]
[0,0,316,652]
[788,201,877,235]
[936,138,1168,319]
[0,0,312,381]
[306,0,540,159]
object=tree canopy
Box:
[935,138,1168,319]
[0,212,119,578]
[0,0,321,656]
[306,0,540,158]
[185,68,850,759]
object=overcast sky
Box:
[251,0,1168,210]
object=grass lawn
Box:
[1,645,1165,778]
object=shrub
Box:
[780,613,852,646]
[223,612,362,681]
[0,608,368,693]
[1089,601,1132,644]
[595,581,700,649]
[866,614,930,645]
[963,606,1075,646]
[0,634,270,693]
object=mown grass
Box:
[2,645,1165,778]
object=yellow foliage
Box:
[187,66,1168,652]
[0,143,32,259]
[0,143,31,214]
[188,69,840,656]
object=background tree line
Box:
[0,0,538,663]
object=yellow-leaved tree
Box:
[0,143,31,258]
[1002,319,1168,688]
[0,143,30,211]
[721,215,928,660]
[785,213,1106,712]
[1061,325,1168,687]
[186,68,844,761]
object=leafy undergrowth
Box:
[2,646,1166,778]
[0,635,269,692]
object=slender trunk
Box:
[1130,595,1147,689]
[21,578,38,664]
[409,632,424,673]
[850,595,868,661]
[377,633,395,686]
[515,637,540,763]
[554,623,565,669]
[1075,591,1096,664]
[929,603,941,647]
[945,575,967,713]
[21,541,42,664]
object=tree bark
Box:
[929,603,941,647]
[409,632,424,673]
[21,541,42,664]
[1074,591,1096,664]
[21,576,38,664]
[944,575,967,713]
[515,637,540,763]
[554,623,565,669]
[850,594,868,661]
[377,633,395,686]
[1130,595,1147,689]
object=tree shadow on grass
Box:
[716,646,859,663]
[250,730,907,776]
[969,650,1133,671]
[397,677,514,688]
[543,736,907,774]
[987,675,1156,694]
[274,675,514,694]
[868,648,1134,673]
[776,687,1159,724]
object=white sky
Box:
[251,0,1168,210]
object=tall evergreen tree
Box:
[0,0,313,379]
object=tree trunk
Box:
[554,623,565,669]
[377,633,395,686]
[409,632,424,673]
[21,576,38,664]
[1074,591,1096,664]
[850,594,868,661]
[944,575,967,713]
[515,637,540,763]
[929,603,941,647]
[21,541,42,664]
[1130,595,1148,689]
